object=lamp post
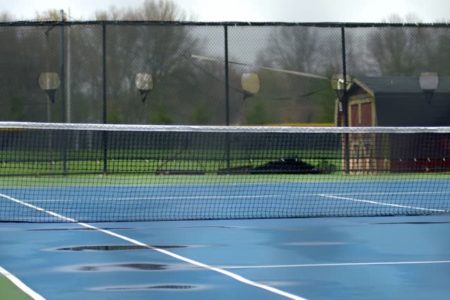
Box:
[331,74,351,126]
[39,72,61,159]
[419,72,439,103]
[332,74,352,174]
[136,72,153,125]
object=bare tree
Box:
[96,0,186,21]
[0,9,62,121]
[254,26,337,124]
[0,12,12,21]
[92,0,225,124]
[35,9,62,21]
[365,15,434,75]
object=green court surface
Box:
[0,273,31,300]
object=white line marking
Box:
[319,194,448,213]
[335,191,450,196]
[221,260,450,270]
[0,193,306,300]
[0,265,45,300]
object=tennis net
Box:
[0,122,450,222]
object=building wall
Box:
[338,81,450,173]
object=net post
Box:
[102,22,108,174]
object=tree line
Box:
[1,2,450,125]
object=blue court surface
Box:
[1,179,450,222]
[2,216,450,299]
[1,178,450,299]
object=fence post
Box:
[60,11,68,175]
[102,22,108,174]
[341,26,350,174]
[224,24,231,171]
[224,24,230,126]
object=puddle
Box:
[91,283,204,292]
[55,244,187,251]
[285,241,348,246]
[27,227,130,232]
[58,262,192,272]
[77,263,170,271]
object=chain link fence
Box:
[1,21,450,125]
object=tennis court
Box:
[1,123,450,299]
[3,17,450,300]
[2,214,450,299]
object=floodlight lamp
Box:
[419,72,439,103]
[135,73,153,102]
[39,72,61,103]
[241,73,260,100]
[419,72,439,92]
[331,74,351,101]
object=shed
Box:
[337,76,450,173]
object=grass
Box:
[0,274,32,300]
[1,152,449,188]
[0,157,342,176]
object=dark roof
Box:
[351,76,450,126]
[356,76,450,94]
[375,94,450,126]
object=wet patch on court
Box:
[284,241,350,246]
[54,244,187,251]
[373,221,450,225]
[90,283,205,292]
[26,227,131,232]
[57,262,193,272]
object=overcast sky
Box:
[1,0,450,22]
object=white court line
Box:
[0,265,45,300]
[221,260,450,270]
[319,194,448,213]
[0,193,305,300]
[333,191,450,196]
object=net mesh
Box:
[1,122,450,222]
